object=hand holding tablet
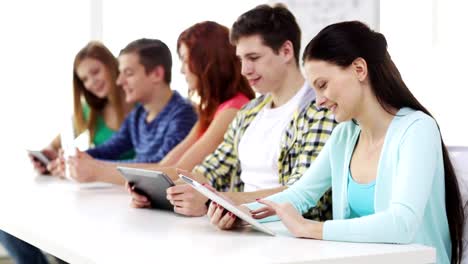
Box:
[28,150,51,166]
[27,149,56,175]
[118,167,175,210]
[179,174,275,236]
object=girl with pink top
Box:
[157,21,255,169]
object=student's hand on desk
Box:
[29,148,57,175]
[166,184,208,217]
[47,155,66,178]
[126,181,151,208]
[254,199,323,239]
[29,156,48,174]
[207,201,249,230]
[67,150,98,182]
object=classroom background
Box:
[0,0,466,173]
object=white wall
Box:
[0,0,466,168]
[0,0,263,165]
[101,0,263,97]
[0,1,91,165]
[381,0,468,146]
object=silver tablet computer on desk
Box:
[179,174,276,236]
[117,167,174,211]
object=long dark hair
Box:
[303,21,464,263]
[177,21,255,132]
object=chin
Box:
[251,85,268,95]
[96,92,108,99]
[125,95,137,104]
[334,113,352,123]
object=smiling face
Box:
[178,43,198,92]
[76,58,112,99]
[235,35,288,95]
[116,52,155,104]
[304,59,365,122]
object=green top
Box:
[82,103,134,160]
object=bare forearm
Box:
[115,162,161,170]
[224,186,288,205]
[92,161,160,185]
[159,141,191,168]
[91,161,125,185]
[99,168,126,185]
[160,122,199,169]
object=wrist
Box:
[89,160,102,182]
[301,219,323,239]
[191,199,209,217]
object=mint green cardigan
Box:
[249,108,451,264]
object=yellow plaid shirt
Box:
[194,89,337,220]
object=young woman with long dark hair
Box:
[209,21,465,264]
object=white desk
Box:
[0,166,435,264]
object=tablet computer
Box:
[27,150,51,166]
[117,167,174,210]
[179,174,275,236]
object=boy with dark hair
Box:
[230,3,301,65]
[131,5,337,219]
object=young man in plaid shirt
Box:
[129,4,337,220]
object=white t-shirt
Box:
[239,83,310,192]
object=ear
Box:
[149,65,165,82]
[352,57,368,82]
[279,40,295,64]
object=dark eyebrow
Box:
[244,52,259,57]
[236,52,260,60]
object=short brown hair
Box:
[120,38,172,84]
[230,4,301,65]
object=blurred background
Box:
[0,0,466,168]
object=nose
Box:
[316,94,327,108]
[116,73,123,86]
[241,61,253,76]
[83,77,95,91]
[90,77,99,88]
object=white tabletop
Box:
[0,164,435,264]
